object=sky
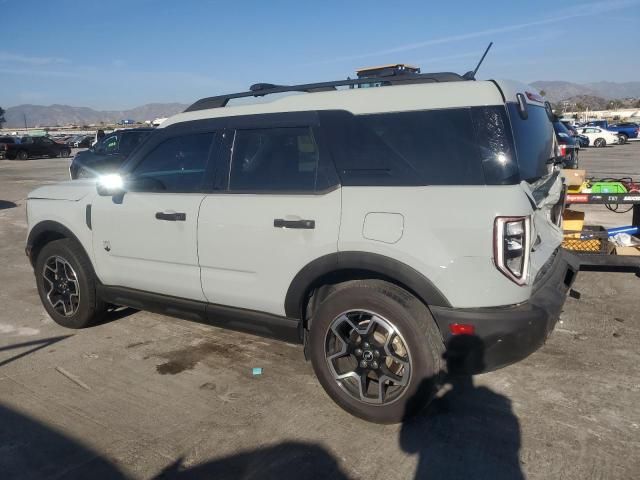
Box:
[1,0,639,110]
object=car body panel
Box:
[198,190,341,315]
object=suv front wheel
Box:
[309,280,444,423]
[35,239,107,328]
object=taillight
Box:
[559,144,567,156]
[494,216,530,285]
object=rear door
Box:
[91,130,218,300]
[198,113,341,316]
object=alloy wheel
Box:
[324,310,412,405]
[42,255,81,317]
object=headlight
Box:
[494,216,530,285]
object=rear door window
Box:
[229,127,321,192]
[506,103,554,182]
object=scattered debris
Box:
[252,367,263,376]
[55,366,91,391]
[614,317,625,323]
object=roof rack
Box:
[184,71,466,112]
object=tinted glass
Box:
[507,103,554,182]
[101,135,118,153]
[229,127,319,191]
[360,109,485,185]
[322,108,518,186]
[120,131,150,155]
[129,133,214,193]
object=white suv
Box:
[26,71,578,423]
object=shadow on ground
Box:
[0,335,523,480]
[0,200,17,210]
[0,336,71,368]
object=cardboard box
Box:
[561,169,586,187]
[615,245,640,256]
[562,209,585,233]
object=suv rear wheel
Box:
[35,239,107,328]
[17,150,28,160]
[309,280,444,423]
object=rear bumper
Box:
[430,249,580,373]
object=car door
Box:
[29,137,41,156]
[91,131,218,301]
[86,133,122,172]
[198,113,341,316]
[39,137,57,156]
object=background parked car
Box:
[576,127,620,147]
[69,128,153,179]
[585,120,637,143]
[608,122,639,143]
[3,136,71,160]
[560,121,590,148]
[553,120,579,168]
[73,135,94,148]
[0,136,19,159]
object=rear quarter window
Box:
[506,103,554,182]
[320,108,518,186]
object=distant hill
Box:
[562,95,610,111]
[2,103,189,128]
[532,80,640,102]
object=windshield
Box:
[507,103,554,183]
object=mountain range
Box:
[2,80,640,128]
[530,81,640,103]
[1,103,188,129]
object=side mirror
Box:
[96,174,125,196]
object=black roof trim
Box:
[184,72,467,112]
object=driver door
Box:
[91,131,217,301]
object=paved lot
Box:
[1,146,639,479]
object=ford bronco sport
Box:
[26,70,578,423]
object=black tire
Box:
[35,239,106,329]
[573,150,579,169]
[17,150,28,160]
[60,149,71,158]
[619,134,628,144]
[594,138,606,148]
[309,280,444,424]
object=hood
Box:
[28,180,96,201]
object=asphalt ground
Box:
[0,145,639,479]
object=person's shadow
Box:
[400,334,524,480]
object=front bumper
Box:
[430,249,580,374]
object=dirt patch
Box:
[155,341,245,375]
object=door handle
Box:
[274,218,315,229]
[155,211,186,221]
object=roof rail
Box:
[184,71,466,112]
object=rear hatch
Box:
[504,90,564,281]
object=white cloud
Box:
[308,0,640,65]
[0,51,70,66]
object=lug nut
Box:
[360,360,368,368]
[363,342,370,349]
[371,361,379,369]
[373,350,380,358]
[354,348,363,357]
